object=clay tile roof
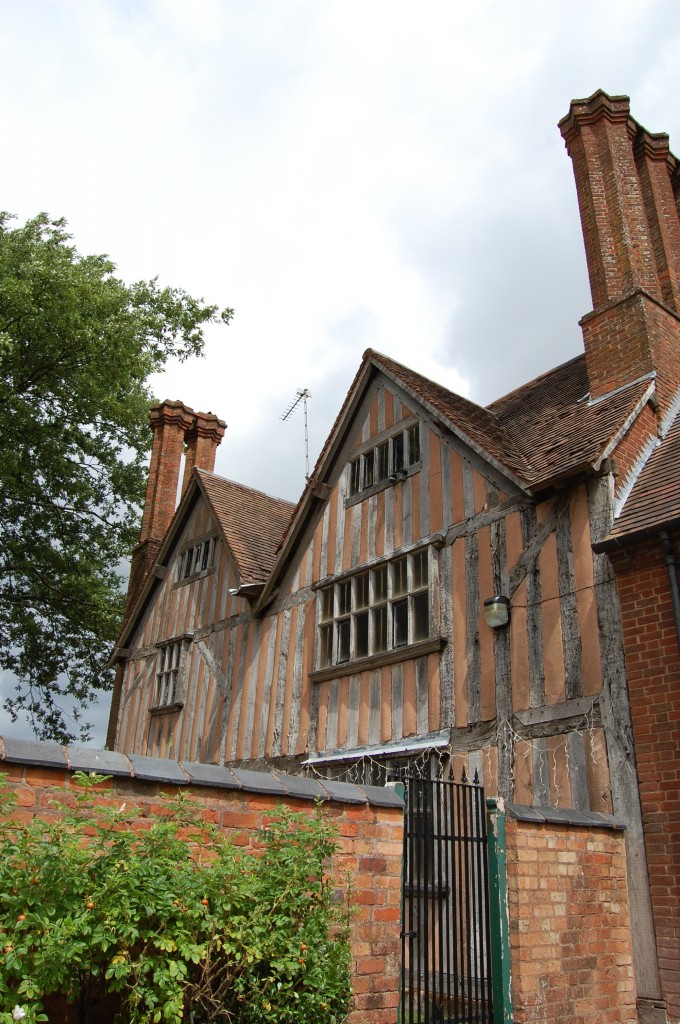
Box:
[298,350,654,503]
[196,469,295,584]
[489,355,653,486]
[605,410,680,542]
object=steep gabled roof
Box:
[114,470,294,655]
[600,409,680,545]
[489,355,655,486]
[197,469,295,585]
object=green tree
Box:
[0,213,232,741]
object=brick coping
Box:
[507,802,625,830]
[0,736,403,809]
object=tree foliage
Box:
[0,212,232,740]
[0,777,351,1023]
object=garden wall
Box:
[0,737,404,1024]
[505,805,637,1024]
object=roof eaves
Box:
[593,515,680,553]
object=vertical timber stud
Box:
[486,797,513,1023]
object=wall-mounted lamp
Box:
[228,583,264,599]
[483,595,510,628]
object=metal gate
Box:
[399,766,494,1023]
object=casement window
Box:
[178,537,214,581]
[348,423,421,496]
[318,549,430,668]
[153,639,186,708]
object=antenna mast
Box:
[280,388,312,479]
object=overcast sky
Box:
[2,0,679,745]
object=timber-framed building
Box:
[107,92,680,1023]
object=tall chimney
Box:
[559,91,680,417]
[181,411,227,496]
[633,128,680,315]
[126,399,226,615]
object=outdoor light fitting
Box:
[484,595,510,628]
[228,583,264,598]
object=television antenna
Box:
[280,388,312,479]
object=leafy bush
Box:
[0,774,351,1023]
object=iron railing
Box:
[398,766,494,1024]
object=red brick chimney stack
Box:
[633,129,680,315]
[181,411,226,497]
[559,91,680,418]
[127,399,227,616]
[140,400,195,545]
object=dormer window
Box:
[348,423,420,497]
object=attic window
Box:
[348,423,420,497]
[317,548,430,669]
[178,537,215,581]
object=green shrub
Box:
[0,774,352,1023]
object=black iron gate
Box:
[399,766,494,1023]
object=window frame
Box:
[314,546,436,675]
[151,636,190,711]
[175,534,217,586]
[347,420,421,500]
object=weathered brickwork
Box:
[611,538,680,1020]
[0,762,402,1024]
[506,817,636,1024]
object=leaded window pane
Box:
[376,442,389,481]
[412,549,428,590]
[338,580,352,616]
[355,573,369,609]
[393,598,408,647]
[321,587,334,621]
[408,423,420,464]
[392,433,404,472]
[363,450,374,488]
[373,565,388,603]
[393,557,408,597]
[355,611,369,658]
[349,458,361,495]
[373,606,388,652]
[320,624,333,667]
[412,590,429,642]
[337,619,350,662]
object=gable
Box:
[259,364,533,609]
[123,491,240,655]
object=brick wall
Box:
[505,812,637,1024]
[0,742,403,1024]
[611,536,680,1020]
